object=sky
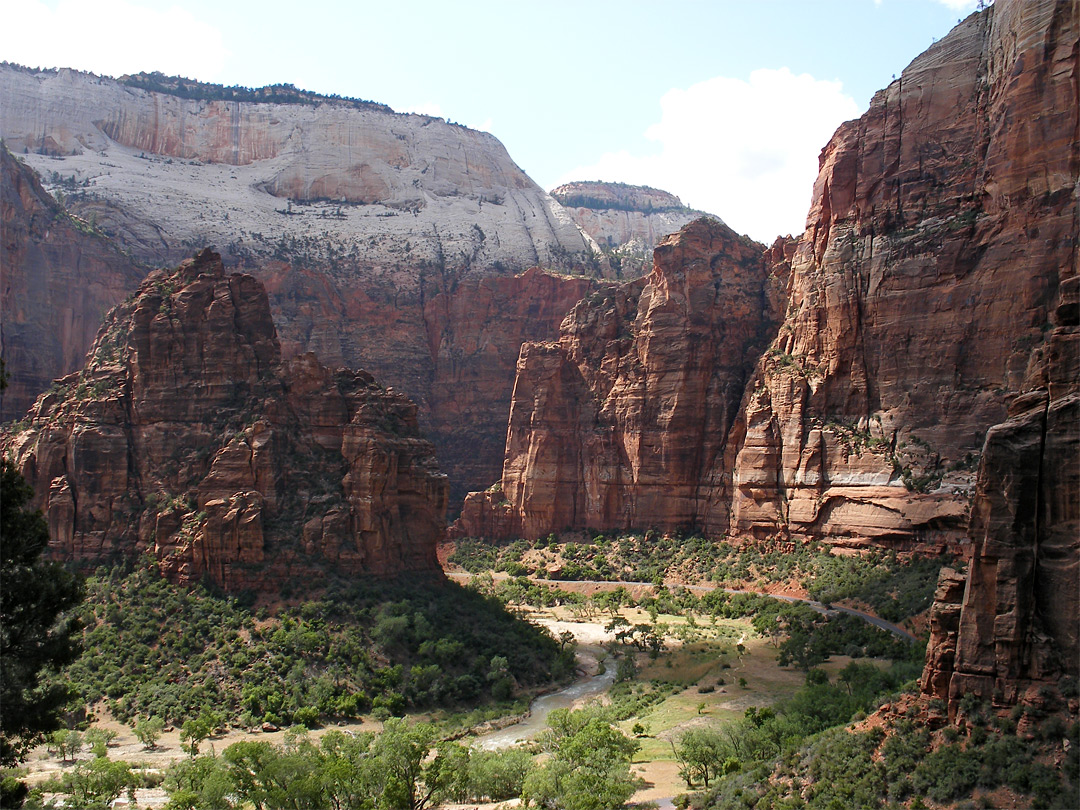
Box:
[1,0,985,242]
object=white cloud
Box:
[2,0,228,80]
[555,68,862,243]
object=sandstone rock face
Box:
[455,218,777,539]
[0,67,591,266]
[0,147,145,420]
[0,65,602,503]
[921,266,1078,717]
[3,249,447,590]
[551,182,716,278]
[726,0,1077,547]
[422,268,600,507]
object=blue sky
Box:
[2,0,983,241]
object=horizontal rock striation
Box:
[3,249,447,590]
[921,269,1078,718]
[551,181,715,278]
[455,218,780,539]
[0,146,145,421]
[422,268,600,507]
[726,0,1077,547]
[0,64,602,503]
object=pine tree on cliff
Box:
[0,363,84,806]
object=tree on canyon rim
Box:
[0,363,84,806]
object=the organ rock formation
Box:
[0,65,602,503]
[0,146,145,421]
[2,249,447,590]
[551,181,714,278]
[455,218,781,539]
[726,0,1077,547]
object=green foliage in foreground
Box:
[523,706,641,810]
[0,459,83,772]
[57,564,574,727]
[690,669,1080,810]
[129,707,638,810]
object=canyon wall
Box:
[726,0,1077,547]
[455,218,782,539]
[0,147,145,421]
[457,0,1076,551]
[921,270,1078,720]
[422,268,600,506]
[551,181,714,278]
[2,249,447,590]
[0,65,602,503]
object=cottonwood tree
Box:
[675,726,729,788]
[523,707,641,810]
[133,716,165,750]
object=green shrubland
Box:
[55,563,574,729]
[451,534,952,626]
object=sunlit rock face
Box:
[0,65,603,505]
[457,0,1076,559]
[921,269,1078,718]
[4,250,448,591]
[551,181,716,278]
[725,0,1077,548]
[455,217,781,540]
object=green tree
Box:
[0,456,83,780]
[134,716,165,749]
[675,726,729,788]
[468,748,534,802]
[222,739,324,810]
[54,729,83,763]
[369,718,454,810]
[523,707,641,810]
[316,730,379,810]
[60,756,136,810]
[163,754,234,810]
[84,727,118,756]
[180,713,217,758]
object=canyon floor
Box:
[24,580,895,808]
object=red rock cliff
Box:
[0,65,602,507]
[921,269,1078,718]
[0,147,146,420]
[422,268,600,507]
[3,249,447,591]
[727,0,1077,547]
[455,218,781,539]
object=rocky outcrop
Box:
[921,269,1078,717]
[0,146,145,420]
[2,249,447,590]
[0,65,602,504]
[0,65,594,272]
[455,218,778,539]
[422,268,600,507]
[726,0,1077,547]
[551,182,715,278]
